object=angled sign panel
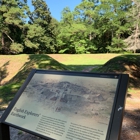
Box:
[0,69,129,140]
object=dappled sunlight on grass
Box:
[96,54,140,89]
[48,54,121,65]
[0,54,70,109]
[7,54,68,85]
[0,54,139,140]
[0,54,140,111]
[0,83,22,109]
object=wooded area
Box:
[0,0,140,54]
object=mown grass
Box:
[93,54,140,89]
[48,54,120,71]
[0,54,140,110]
[0,54,69,109]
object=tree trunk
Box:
[1,33,4,48]
[89,32,92,40]
[134,23,138,53]
[4,32,14,43]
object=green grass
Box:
[0,83,21,109]
[0,54,69,109]
[93,54,140,89]
[95,54,140,72]
[0,54,140,110]
[48,54,120,71]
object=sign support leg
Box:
[0,123,10,140]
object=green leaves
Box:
[74,0,94,22]
[0,0,29,54]
[0,0,137,54]
[26,0,57,53]
[10,43,24,53]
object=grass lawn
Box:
[48,54,121,71]
[0,54,68,109]
[0,53,140,140]
[0,53,139,109]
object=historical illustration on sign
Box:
[23,74,117,121]
[5,73,118,140]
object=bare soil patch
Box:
[120,92,140,140]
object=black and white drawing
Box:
[22,74,118,121]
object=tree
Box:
[57,1,98,54]
[24,0,57,53]
[58,22,91,54]
[57,7,74,53]
[74,0,95,23]
[93,0,132,53]
[61,7,73,24]
[0,0,29,54]
[124,0,140,53]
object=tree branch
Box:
[4,32,14,43]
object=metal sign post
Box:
[0,122,10,140]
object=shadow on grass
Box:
[0,54,102,109]
[8,54,68,85]
[0,55,69,109]
[0,54,139,109]
[0,61,9,85]
[120,109,140,140]
[66,64,102,71]
[127,93,132,98]
[97,55,140,89]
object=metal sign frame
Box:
[0,69,129,140]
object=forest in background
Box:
[0,0,140,54]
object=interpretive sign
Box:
[0,69,129,140]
